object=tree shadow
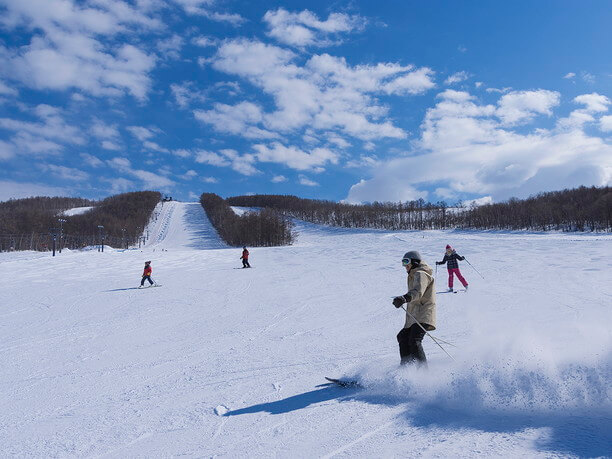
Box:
[224,385,359,416]
[182,203,228,250]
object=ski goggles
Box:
[402,258,411,266]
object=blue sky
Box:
[0,0,610,204]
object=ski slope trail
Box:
[0,208,610,457]
[145,201,228,250]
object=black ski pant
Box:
[397,323,427,365]
[242,259,250,268]
[141,275,153,286]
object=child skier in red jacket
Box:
[240,247,251,268]
[140,260,154,287]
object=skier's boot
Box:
[447,288,454,292]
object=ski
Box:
[324,377,362,388]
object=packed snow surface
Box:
[1,201,610,457]
[60,206,94,216]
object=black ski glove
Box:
[393,294,412,308]
[435,261,441,265]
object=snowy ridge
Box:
[0,207,610,457]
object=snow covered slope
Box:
[1,202,610,457]
[144,201,227,250]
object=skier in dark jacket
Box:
[392,250,436,366]
[240,246,251,268]
[436,244,468,292]
[140,260,154,287]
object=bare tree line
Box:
[0,192,161,252]
[200,193,294,246]
[227,186,612,232]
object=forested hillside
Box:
[200,193,294,247]
[227,186,611,232]
[0,192,161,251]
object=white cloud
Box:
[194,101,279,139]
[563,72,576,79]
[208,39,434,142]
[496,90,560,125]
[101,140,121,150]
[107,156,175,188]
[346,89,612,204]
[193,148,259,176]
[574,93,610,113]
[91,118,120,139]
[101,176,134,193]
[298,175,319,186]
[194,150,230,167]
[172,148,191,158]
[271,175,287,183]
[81,153,104,167]
[157,34,183,60]
[172,0,245,25]
[557,93,610,130]
[263,8,366,48]
[11,132,64,155]
[253,142,339,171]
[326,133,351,148]
[486,87,512,94]
[39,163,89,181]
[219,148,259,176]
[599,115,612,132]
[180,169,198,180]
[0,140,16,160]
[201,176,218,183]
[462,196,493,207]
[126,125,158,141]
[0,79,17,96]
[0,104,84,146]
[0,180,69,200]
[444,71,470,85]
[344,154,380,168]
[143,140,169,153]
[192,35,218,47]
[581,71,595,84]
[0,0,161,100]
[171,81,206,109]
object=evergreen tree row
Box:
[199,193,294,246]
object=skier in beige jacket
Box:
[392,250,437,366]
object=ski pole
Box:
[464,258,485,279]
[401,305,455,361]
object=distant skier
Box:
[140,260,154,287]
[240,246,251,268]
[392,251,436,366]
[436,244,468,292]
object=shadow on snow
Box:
[350,392,612,458]
[182,203,228,250]
[224,386,359,417]
[224,384,611,457]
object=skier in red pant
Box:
[436,245,468,292]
